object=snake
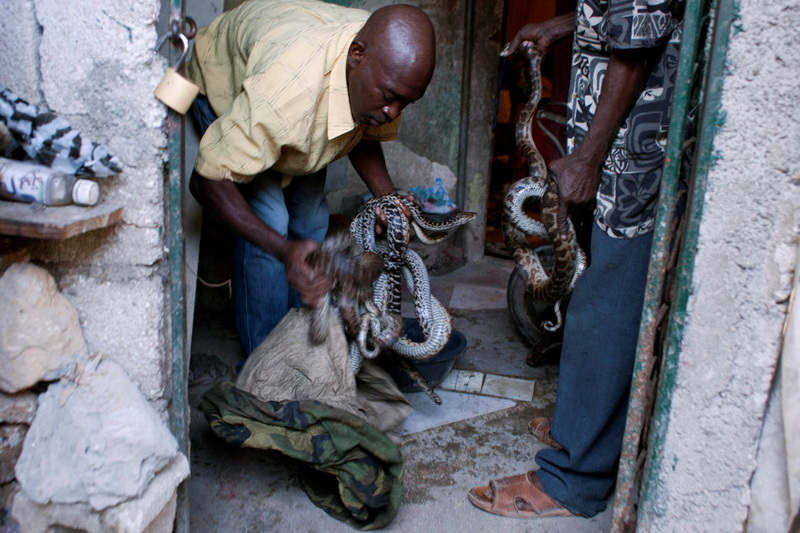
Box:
[305,231,402,357]
[502,42,587,332]
[350,193,476,402]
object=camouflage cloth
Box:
[0,87,123,177]
[200,381,404,530]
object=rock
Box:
[0,425,27,484]
[11,455,188,533]
[101,455,188,533]
[0,263,87,393]
[14,358,183,511]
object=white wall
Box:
[641,0,800,529]
[0,0,171,411]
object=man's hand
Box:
[501,13,575,57]
[278,239,331,308]
[190,171,332,307]
[373,193,414,235]
[549,152,602,240]
[547,47,657,240]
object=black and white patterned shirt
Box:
[566,0,684,238]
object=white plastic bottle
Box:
[0,157,99,206]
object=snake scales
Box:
[306,194,475,403]
[351,194,475,402]
[502,42,587,332]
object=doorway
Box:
[484,0,575,257]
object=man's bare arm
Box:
[189,170,329,305]
[550,47,659,238]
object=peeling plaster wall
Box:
[641,0,800,529]
[0,1,171,410]
[324,0,501,264]
[462,0,503,262]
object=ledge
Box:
[0,200,124,240]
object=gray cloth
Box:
[235,306,412,440]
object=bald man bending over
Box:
[186,0,436,357]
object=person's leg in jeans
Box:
[189,94,216,136]
[232,169,329,354]
[231,173,291,356]
[534,226,654,516]
[283,169,329,309]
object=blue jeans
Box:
[232,172,329,355]
[190,95,329,356]
[535,225,653,517]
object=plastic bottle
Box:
[0,157,99,206]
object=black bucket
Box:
[376,318,467,393]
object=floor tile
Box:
[438,368,485,393]
[399,389,515,436]
[481,374,536,402]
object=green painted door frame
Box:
[163,0,190,530]
[610,0,737,530]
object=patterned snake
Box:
[306,231,398,353]
[350,193,476,402]
[502,42,587,332]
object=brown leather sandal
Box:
[468,470,573,518]
[529,417,564,450]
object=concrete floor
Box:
[187,254,613,532]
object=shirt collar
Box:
[327,34,361,140]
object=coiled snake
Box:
[503,42,587,338]
[350,193,475,403]
[306,194,475,403]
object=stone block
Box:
[15,358,183,511]
[11,455,188,533]
[0,263,87,393]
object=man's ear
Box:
[347,41,365,68]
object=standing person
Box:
[469,0,684,518]
[185,0,436,356]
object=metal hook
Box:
[169,17,197,44]
[180,17,197,41]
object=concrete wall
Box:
[0,0,171,411]
[323,0,502,264]
[186,0,502,290]
[640,0,800,529]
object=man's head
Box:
[346,4,436,127]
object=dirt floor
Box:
[186,254,613,532]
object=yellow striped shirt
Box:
[185,0,400,183]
